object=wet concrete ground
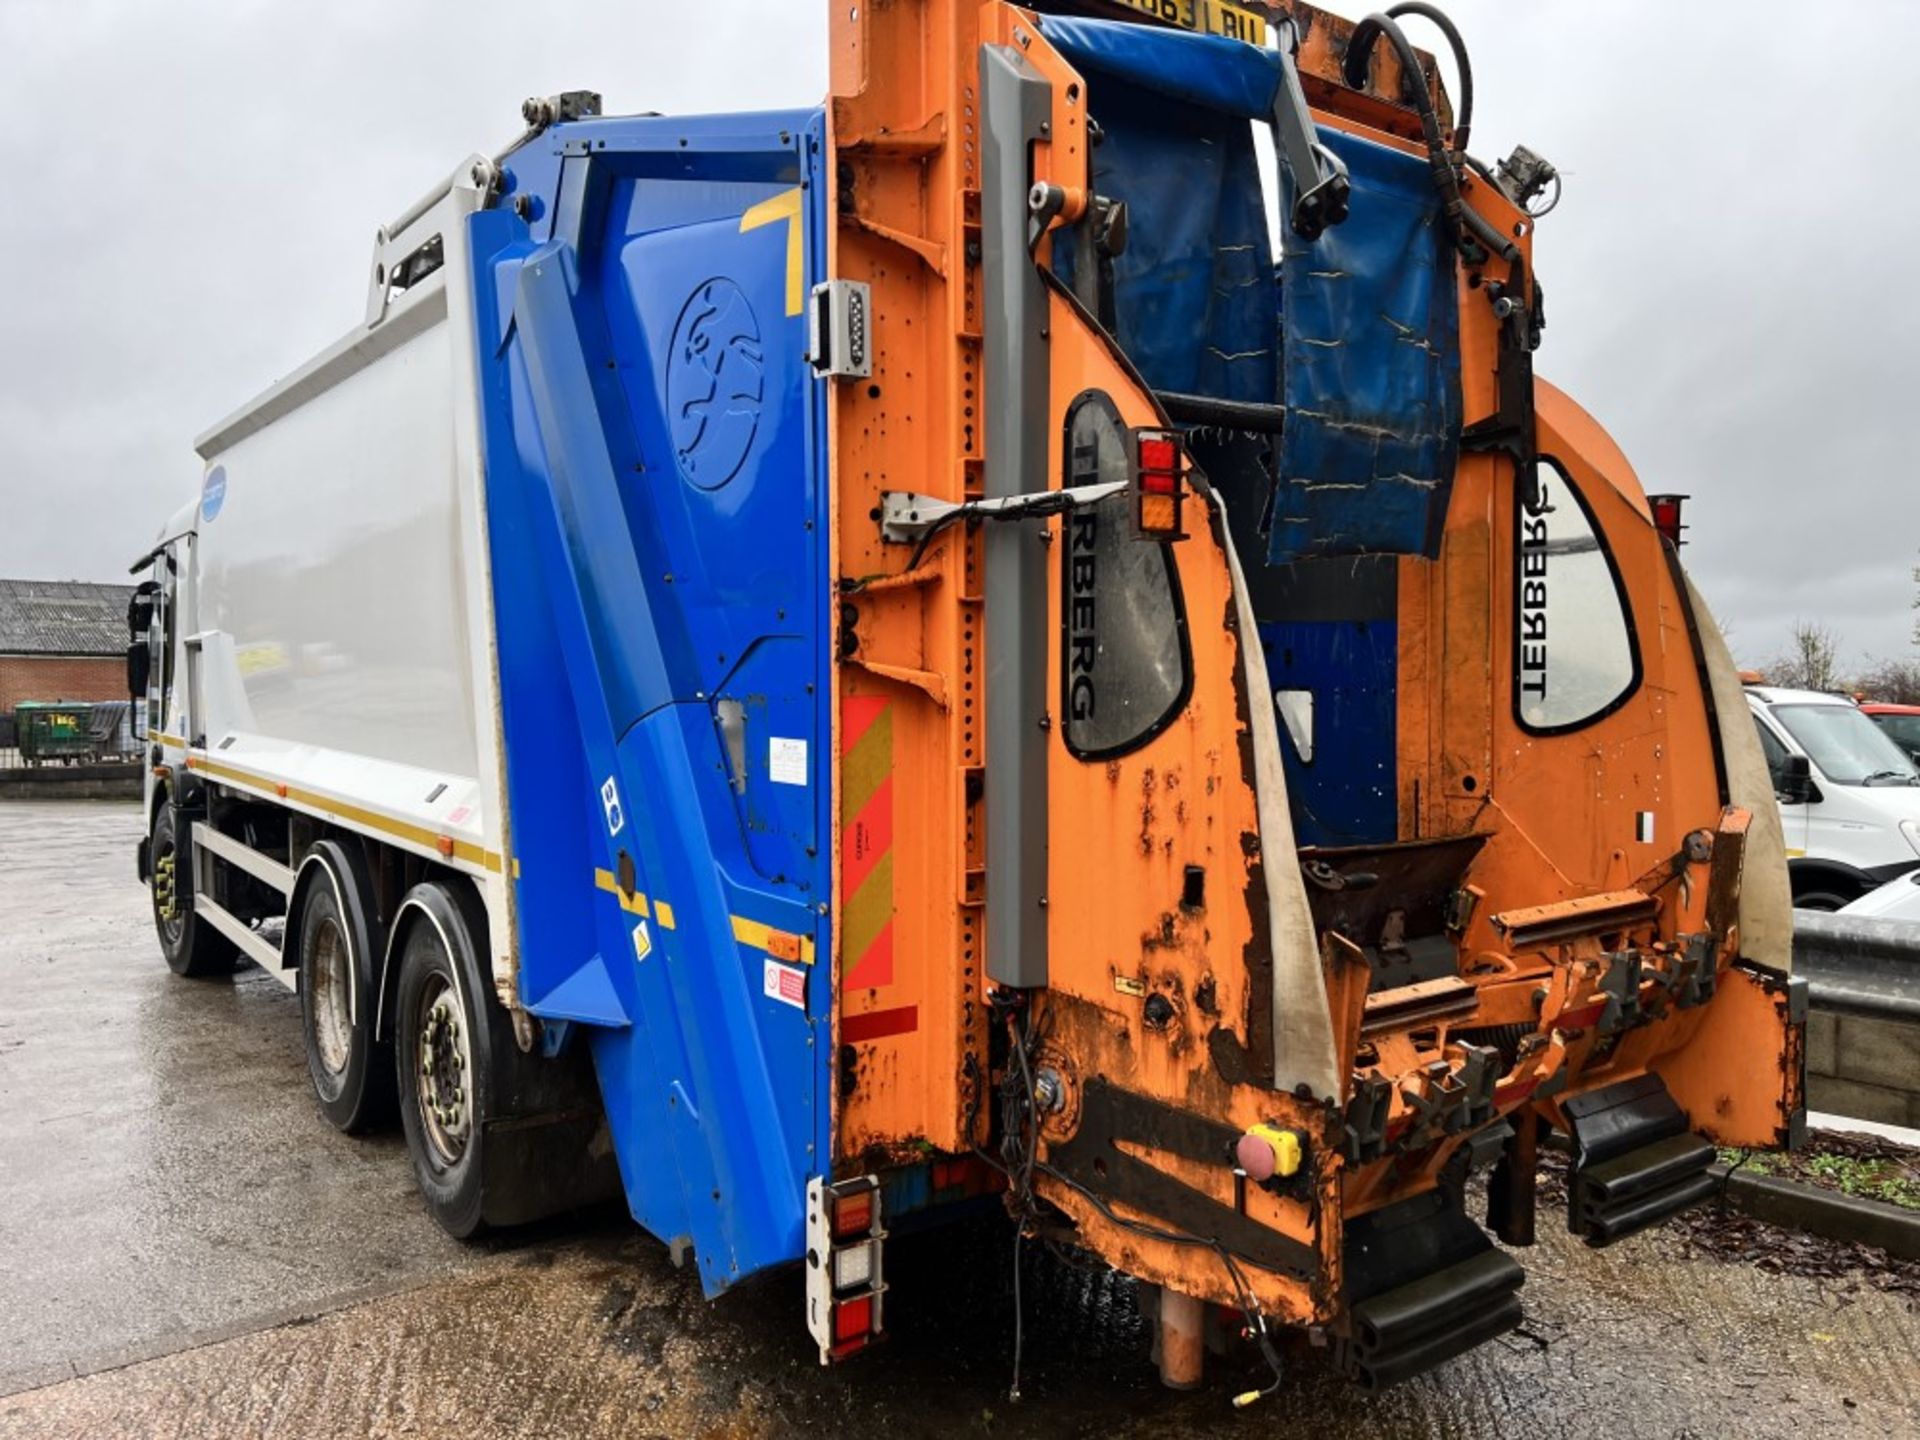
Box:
[1,800,1916,1438]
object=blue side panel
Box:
[1259,619,1398,846]
[1269,128,1461,564]
[470,107,833,1295]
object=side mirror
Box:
[126,640,150,704]
[1777,753,1815,805]
[127,581,157,639]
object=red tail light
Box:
[834,1293,873,1344]
[1132,427,1186,539]
[1648,493,1687,548]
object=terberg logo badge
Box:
[1518,479,1551,710]
[1066,506,1100,725]
[666,277,764,491]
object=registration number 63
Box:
[1113,0,1271,44]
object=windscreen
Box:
[1875,713,1920,757]
[1772,704,1920,785]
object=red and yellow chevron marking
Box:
[841,696,895,993]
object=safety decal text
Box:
[769,736,808,786]
[764,957,806,1009]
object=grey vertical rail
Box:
[979,44,1052,990]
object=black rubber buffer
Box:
[1566,1075,1718,1247]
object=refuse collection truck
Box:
[128,0,1806,1393]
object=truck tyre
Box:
[149,804,237,978]
[1792,889,1850,913]
[394,880,503,1238]
[296,842,394,1134]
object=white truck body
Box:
[143,161,516,987]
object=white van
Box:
[1746,686,1920,908]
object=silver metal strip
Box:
[980,43,1053,990]
[194,893,291,982]
[191,820,295,895]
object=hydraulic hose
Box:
[1383,1,1473,154]
[1342,12,1516,265]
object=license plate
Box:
[1109,0,1270,45]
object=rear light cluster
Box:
[1648,492,1688,548]
[1132,428,1187,539]
[806,1175,886,1363]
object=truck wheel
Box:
[394,881,499,1238]
[149,805,237,978]
[296,842,394,1134]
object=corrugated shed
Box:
[0,579,136,657]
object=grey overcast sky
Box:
[2,1,1915,671]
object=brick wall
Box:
[0,655,127,714]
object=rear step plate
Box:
[1565,1073,1717,1246]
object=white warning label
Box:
[763,957,806,1009]
[769,736,808,786]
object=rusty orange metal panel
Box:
[828,0,988,1163]
[820,0,1798,1346]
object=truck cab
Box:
[1747,685,1920,909]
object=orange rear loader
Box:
[826,0,1802,1393]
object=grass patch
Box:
[1722,1132,1920,1212]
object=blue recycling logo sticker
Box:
[200,466,227,523]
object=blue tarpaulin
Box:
[1044,17,1278,406]
[1041,15,1283,119]
[1039,17,1461,562]
[1269,128,1460,563]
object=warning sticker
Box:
[764,957,806,1009]
[600,776,625,836]
[632,919,653,963]
[769,736,808,786]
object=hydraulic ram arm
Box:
[1271,26,1350,239]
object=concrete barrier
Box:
[0,763,142,802]
[1794,910,1920,1129]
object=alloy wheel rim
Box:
[310,916,353,1075]
[416,975,472,1164]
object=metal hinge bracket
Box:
[808,279,873,380]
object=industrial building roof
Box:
[0,579,135,657]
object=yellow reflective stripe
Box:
[841,705,893,822]
[592,867,651,917]
[739,187,805,316]
[590,873,801,955]
[840,849,894,972]
[186,753,502,872]
[731,914,816,966]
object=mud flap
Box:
[479,1106,622,1227]
[1565,1074,1717,1247]
[1337,1188,1524,1390]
